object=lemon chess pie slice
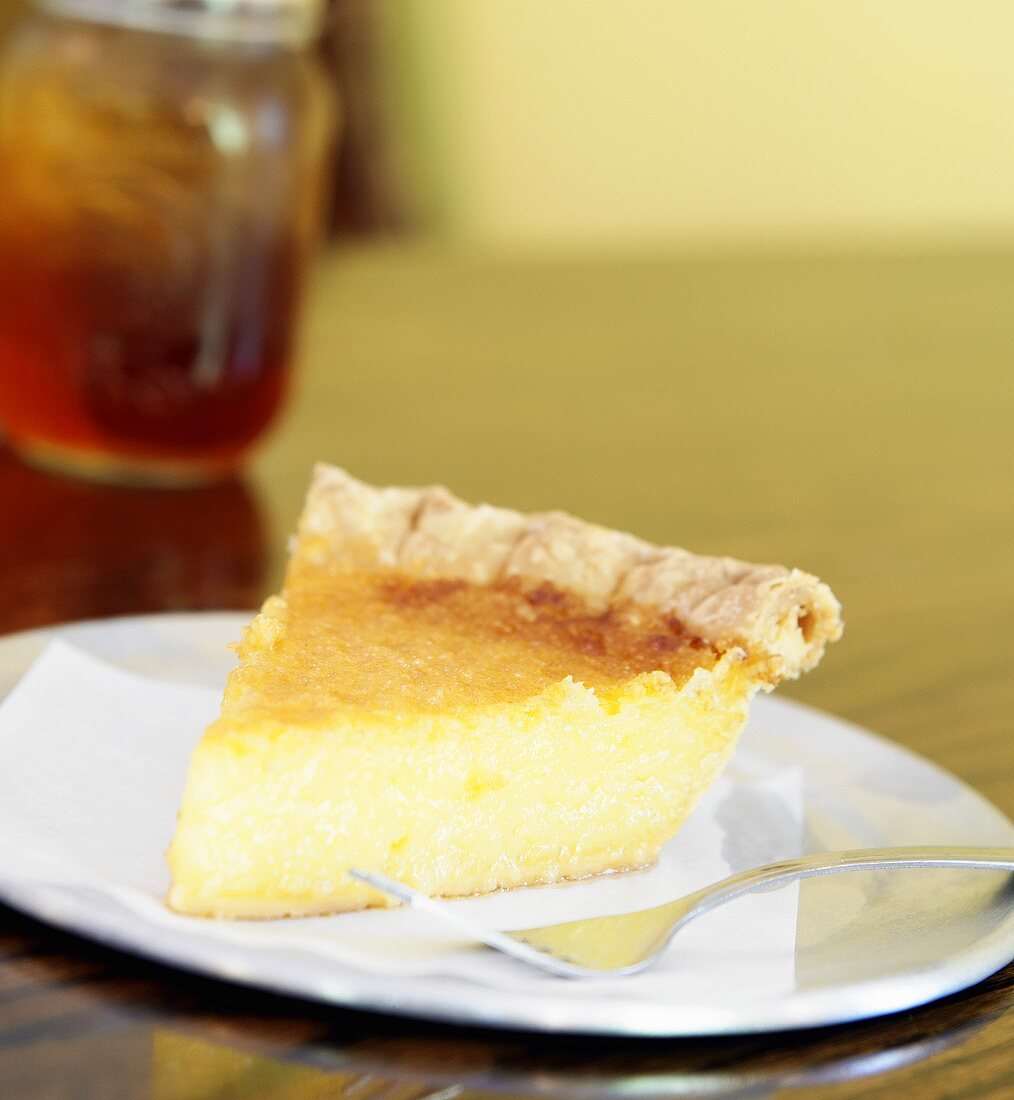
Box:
[167,465,841,918]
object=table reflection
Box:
[145,1009,991,1100]
[0,447,266,632]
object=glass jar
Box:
[0,0,335,484]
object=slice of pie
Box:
[167,465,841,918]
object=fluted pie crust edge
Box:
[295,464,842,685]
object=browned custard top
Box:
[225,565,722,720]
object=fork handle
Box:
[680,845,1014,929]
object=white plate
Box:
[0,612,1012,1037]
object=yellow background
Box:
[382,1,1014,249]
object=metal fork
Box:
[350,847,1014,979]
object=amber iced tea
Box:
[0,214,299,474]
[0,15,333,483]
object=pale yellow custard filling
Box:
[167,567,759,917]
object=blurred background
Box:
[379,1,1014,252]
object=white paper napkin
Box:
[0,640,803,1003]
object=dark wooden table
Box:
[1,245,1012,1097]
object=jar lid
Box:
[39,0,326,44]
